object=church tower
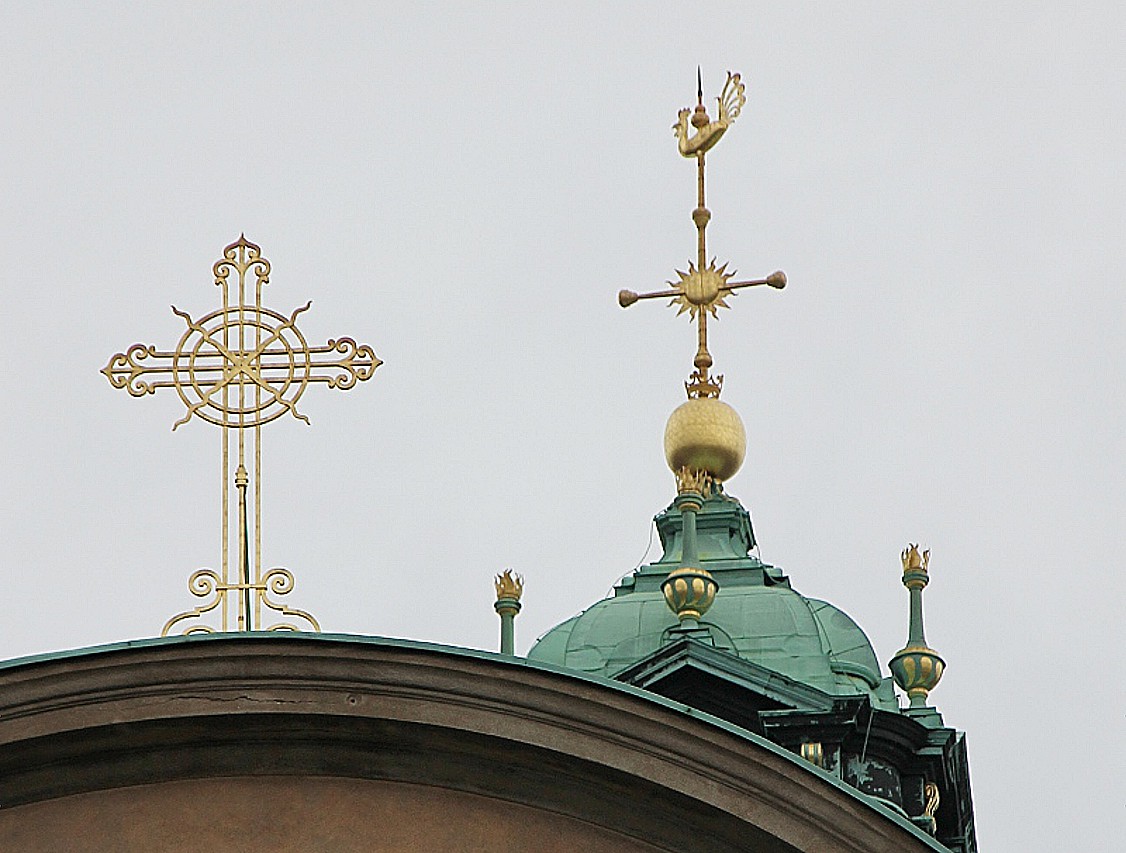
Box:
[530,70,977,851]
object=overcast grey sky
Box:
[1,3,1122,850]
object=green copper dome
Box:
[528,487,897,710]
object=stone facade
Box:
[0,634,948,852]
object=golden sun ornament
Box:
[671,260,735,320]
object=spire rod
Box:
[617,69,785,400]
[889,544,946,708]
[494,570,524,655]
[661,469,718,630]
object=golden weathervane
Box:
[619,69,786,398]
[103,236,381,635]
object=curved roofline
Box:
[0,631,944,850]
[802,597,885,689]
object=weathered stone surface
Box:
[0,634,945,852]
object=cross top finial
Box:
[103,237,382,635]
[617,70,786,399]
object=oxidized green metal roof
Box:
[528,486,897,710]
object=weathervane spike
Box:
[103,238,383,635]
[621,70,785,399]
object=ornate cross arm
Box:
[102,302,381,430]
[103,337,379,397]
[311,339,381,389]
[618,270,786,308]
[102,344,177,397]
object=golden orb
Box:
[664,397,746,482]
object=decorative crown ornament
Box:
[675,466,713,498]
[685,369,723,399]
[901,543,931,591]
[902,543,930,573]
[494,569,524,603]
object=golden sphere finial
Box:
[664,396,746,482]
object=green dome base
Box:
[528,486,896,710]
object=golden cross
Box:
[618,70,786,398]
[103,236,381,634]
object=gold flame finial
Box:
[494,569,524,602]
[674,466,713,497]
[901,543,930,574]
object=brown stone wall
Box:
[0,635,945,852]
[1,777,666,853]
